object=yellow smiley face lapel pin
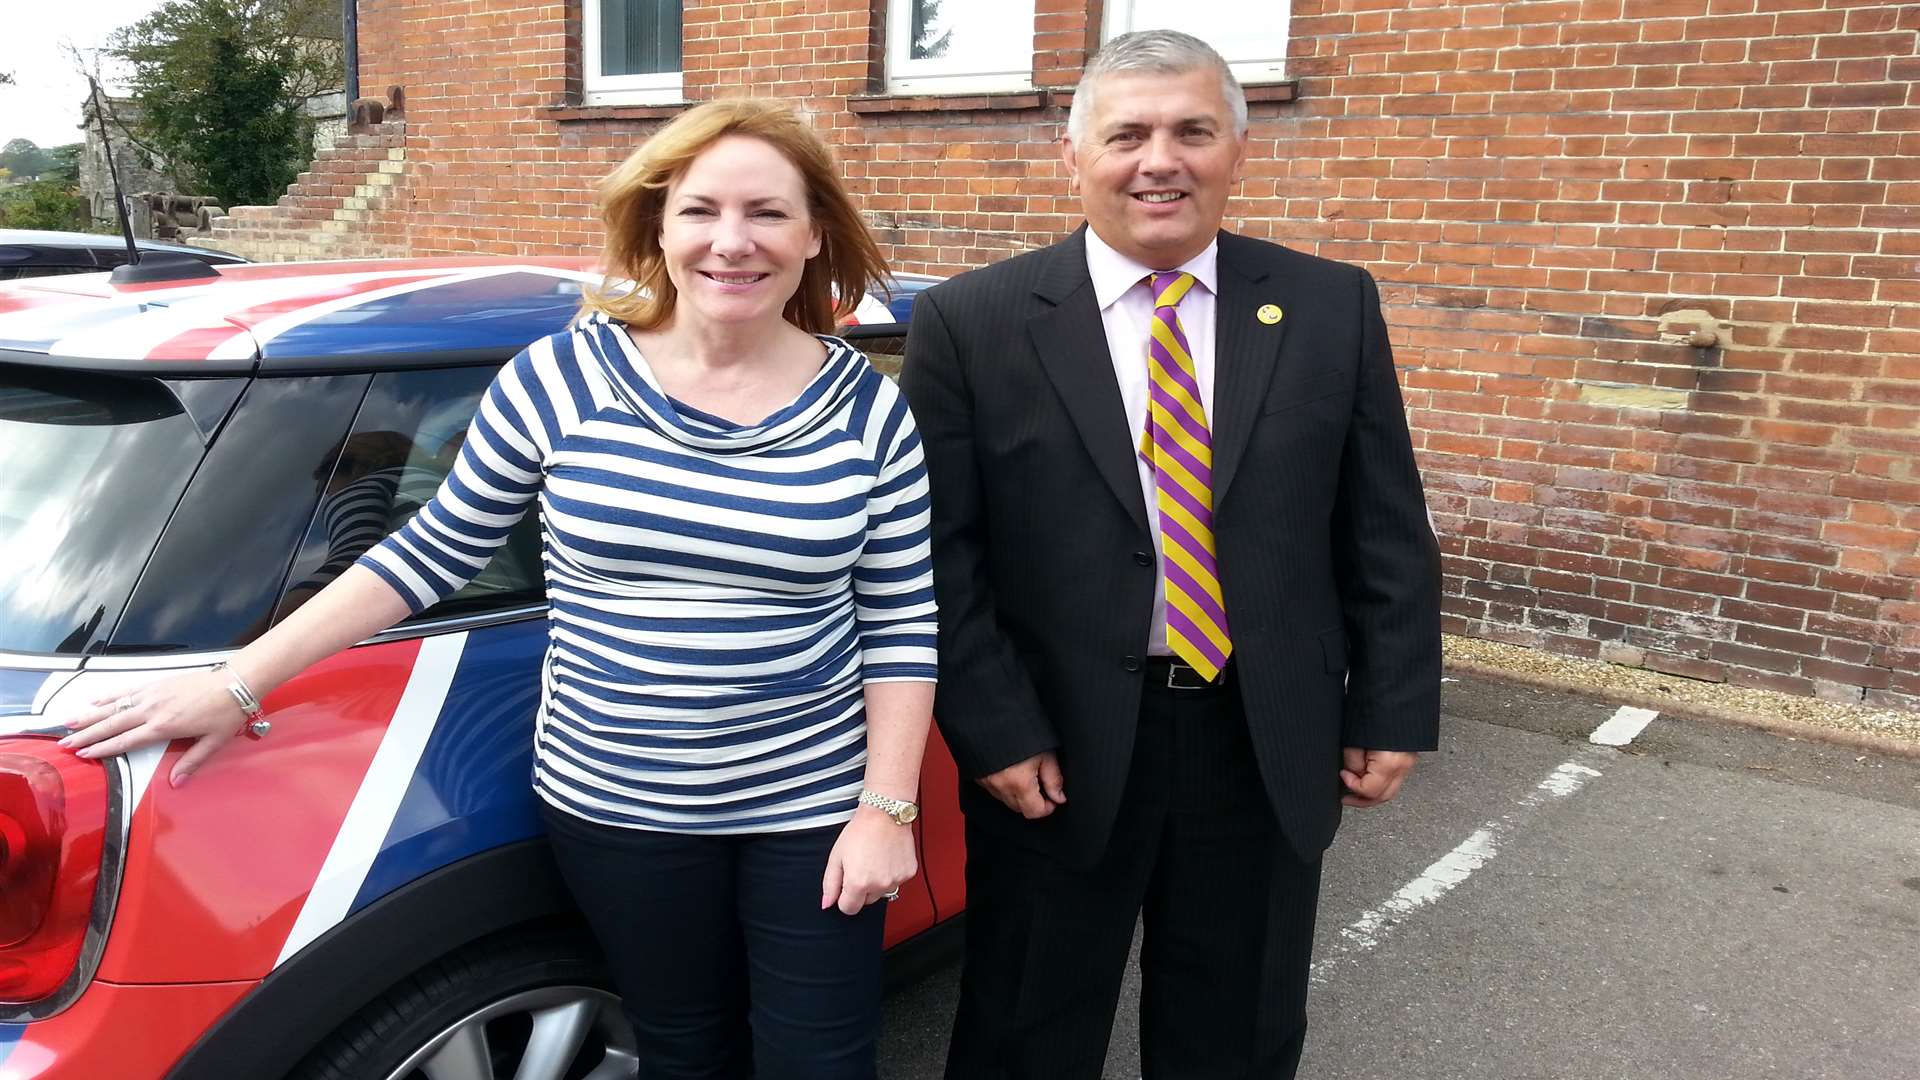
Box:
[1257,304,1283,325]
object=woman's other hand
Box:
[820,806,917,915]
[58,669,247,786]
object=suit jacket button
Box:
[1122,655,1142,672]
[1132,550,1152,566]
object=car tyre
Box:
[287,921,637,1080]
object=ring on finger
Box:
[882,888,901,902]
[114,698,135,713]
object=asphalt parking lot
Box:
[878,673,1920,1079]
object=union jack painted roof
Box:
[0,256,911,371]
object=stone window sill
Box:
[847,90,1053,115]
[547,102,690,122]
[1242,82,1300,105]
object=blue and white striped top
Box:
[358,315,938,834]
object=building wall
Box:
[218,0,1920,708]
[79,97,169,229]
[306,91,351,156]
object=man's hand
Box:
[976,751,1067,819]
[1340,748,1417,807]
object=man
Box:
[899,29,1442,1080]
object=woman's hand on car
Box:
[59,670,247,786]
[54,568,415,789]
[820,807,917,915]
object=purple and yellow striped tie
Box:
[1138,272,1232,681]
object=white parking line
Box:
[1312,705,1663,986]
[1311,758,1605,986]
[1590,705,1660,747]
[1334,828,1497,954]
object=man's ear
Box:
[1060,136,1079,192]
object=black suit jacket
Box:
[900,226,1441,866]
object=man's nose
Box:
[1138,130,1184,175]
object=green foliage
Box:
[108,0,342,207]
[0,139,58,181]
[0,180,89,231]
[46,145,82,186]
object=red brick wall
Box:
[219,0,1920,708]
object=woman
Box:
[60,99,937,1079]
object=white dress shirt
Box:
[1084,227,1221,658]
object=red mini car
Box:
[0,257,962,1079]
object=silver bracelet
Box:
[213,661,272,738]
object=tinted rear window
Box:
[0,366,205,654]
[110,374,368,653]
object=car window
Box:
[0,366,207,654]
[848,333,906,378]
[110,375,370,653]
[275,366,544,628]
[0,265,96,281]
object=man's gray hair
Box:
[1066,29,1248,143]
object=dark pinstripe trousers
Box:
[945,669,1323,1079]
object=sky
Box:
[1,2,174,149]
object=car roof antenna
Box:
[89,77,219,286]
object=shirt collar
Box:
[1084,226,1219,311]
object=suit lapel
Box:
[1027,228,1150,534]
[1210,232,1289,505]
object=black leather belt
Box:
[1145,655,1227,691]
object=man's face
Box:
[1062,67,1247,270]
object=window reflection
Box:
[277,368,543,628]
[106,374,369,653]
[0,367,201,655]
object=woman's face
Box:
[658,134,823,331]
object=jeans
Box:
[540,800,886,1079]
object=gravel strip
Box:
[1443,634,1920,753]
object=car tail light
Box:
[0,738,109,1005]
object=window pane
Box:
[906,0,1030,68]
[113,375,371,653]
[1112,0,1289,63]
[0,367,204,654]
[277,367,544,629]
[601,0,682,76]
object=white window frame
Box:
[886,0,1036,95]
[1102,0,1291,85]
[582,0,683,106]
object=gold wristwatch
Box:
[858,789,920,825]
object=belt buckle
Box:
[1165,661,1211,690]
